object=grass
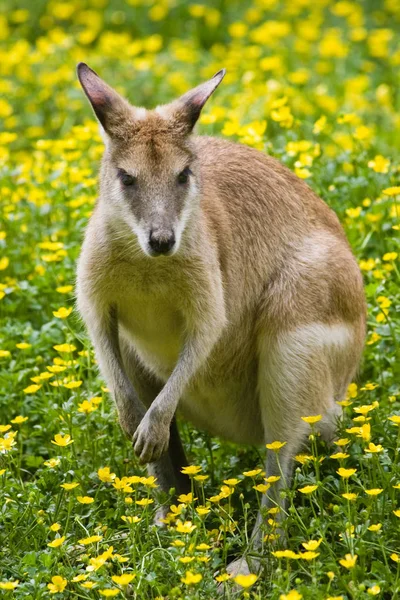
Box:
[0,0,400,598]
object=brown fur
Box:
[76,64,366,576]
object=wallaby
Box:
[76,63,366,576]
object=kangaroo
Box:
[76,63,366,576]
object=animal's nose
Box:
[149,230,175,255]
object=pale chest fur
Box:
[118,287,185,379]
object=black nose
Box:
[149,231,175,255]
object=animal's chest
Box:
[117,291,185,378]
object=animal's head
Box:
[77,63,225,257]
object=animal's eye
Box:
[118,169,136,187]
[177,167,191,185]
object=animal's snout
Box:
[148,230,176,255]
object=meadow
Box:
[0,0,400,598]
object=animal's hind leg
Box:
[226,324,355,579]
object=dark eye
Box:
[118,169,136,187]
[177,167,191,185]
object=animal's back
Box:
[192,136,365,330]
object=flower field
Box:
[1,0,400,598]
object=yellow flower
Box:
[342,493,358,501]
[23,384,41,394]
[181,465,202,475]
[313,115,327,134]
[368,524,382,532]
[47,365,67,373]
[265,475,280,483]
[44,458,60,468]
[53,343,76,353]
[50,523,61,532]
[99,590,120,597]
[302,539,322,551]
[181,571,202,585]
[135,498,154,506]
[388,415,400,425]
[77,496,94,504]
[233,573,258,588]
[243,468,262,477]
[111,574,136,586]
[0,257,9,270]
[60,482,79,490]
[56,285,73,294]
[223,478,240,486]
[365,488,383,496]
[140,475,158,488]
[280,591,302,600]
[368,155,390,173]
[0,350,11,358]
[179,556,195,563]
[254,483,270,493]
[48,576,67,593]
[298,485,318,494]
[382,186,400,196]
[10,415,29,424]
[339,553,358,569]
[47,536,65,548]
[215,573,231,582]
[0,581,19,590]
[196,543,211,551]
[299,551,319,560]
[87,546,114,571]
[295,454,313,464]
[337,468,357,479]
[391,553,400,563]
[53,307,73,318]
[63,380,82,389]
[72,574,88,582]
[365,443,383,453]
[51,433,74,447]
[301,415,322,424]
[393,510,400,518]
[177,492,195,503]
[383,252,398,261]
[98,466,116,482]
[176,520,196,534]
[78,400,98,414]
[121,515,141,524]
[196,506,211,516]
[266,441,286,451]
[368,586,381,595]
[330,452,349,460]
[272,550,299,559]
[78,535,102,545]
[194,474,209,482]
[16,343,31,349]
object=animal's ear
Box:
[163,69,226,135]
[77,62,134,137]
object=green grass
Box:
[0,0,400,598]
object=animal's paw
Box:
[217,557,261,596]
[132,411,170,464]
[153,505,169,527]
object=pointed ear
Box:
[164,69,226,135]
[77,63,135,137]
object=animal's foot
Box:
[217,556,261,596]
[153,505,169,527]
[132,411,170,464]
